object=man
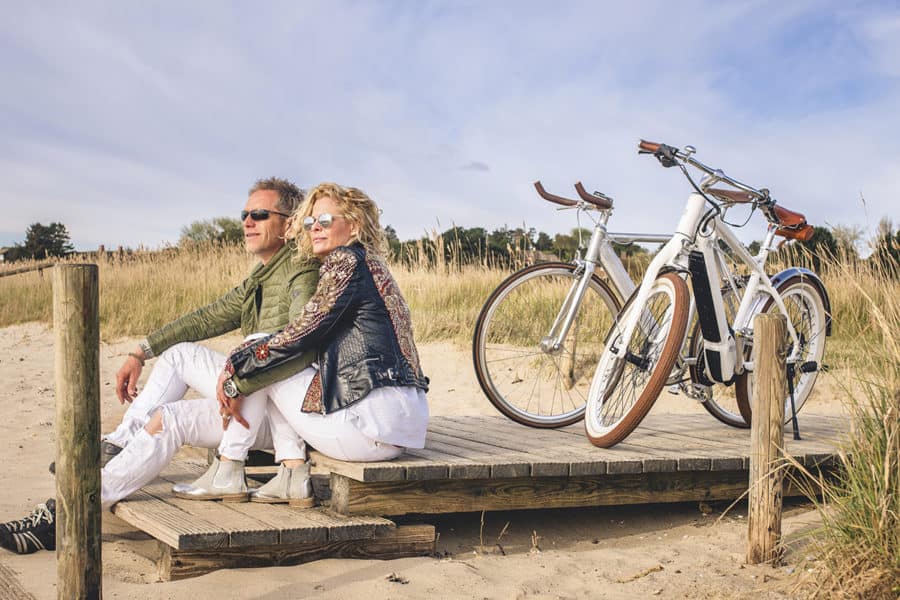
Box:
[1,177,319,555]
[104,176,318,460]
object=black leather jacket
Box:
[226,243,429,414]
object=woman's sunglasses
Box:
[302,213,343,230]
[240,209,291,221]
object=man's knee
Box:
[144,409,164,435]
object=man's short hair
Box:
[249,177,305,215]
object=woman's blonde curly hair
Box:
[287,182,388,259]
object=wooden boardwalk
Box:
[113,413,845,579]
[112,460,435,580]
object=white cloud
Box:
[1,1,897,251]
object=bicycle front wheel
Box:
[735,276,829,424]
[585,272,690,447]
[473,262,621,428]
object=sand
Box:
[0,323,851,599]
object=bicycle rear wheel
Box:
[688,284,750,428]
[585,272,690,447]
[735,276,828,424]
[473,262,620,428]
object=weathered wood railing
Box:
[53,264,102,599]
[747,313,787,565]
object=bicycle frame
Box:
[539,207,669,354]
[611,192,803,384]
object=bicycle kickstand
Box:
[786,363,801,441]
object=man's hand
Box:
[115,348,146,404]
[216,370,249,430]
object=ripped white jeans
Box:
[99,344,419,509]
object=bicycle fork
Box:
[539,226,634,354]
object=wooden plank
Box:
[513,420,676,474]
[444,416,655,475]
[428,426,572,475]
[298,507,394,542]
[222,502,329,546]
[167,461,393,538]
[403,446,492,479]
[149,470,279,547]
[421,431,535,478]
[428,421,570,477]
[309,452,406,483]
[158,524,436,581]
[328,466,840,516]
[328,471,752,516]
[465,415,680,473]
[163,461,329,546]
[111,490,227,551]
[433,417,605,475]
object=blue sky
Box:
[2,1,898,251]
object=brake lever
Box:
[655,144,679,168]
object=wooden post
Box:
[747,313,787,565]
[54,265,102,599]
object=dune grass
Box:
[2,240,898,596]
[790,257,900,599]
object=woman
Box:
[0,183,428,555]
[181,182,430,506]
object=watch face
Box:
[224,379,238,398]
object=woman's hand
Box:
[216,370,249,430]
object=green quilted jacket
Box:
[146,242,320,394]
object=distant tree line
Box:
[7,216,895,276]
[179,217,244,245]
[2,222,74,261]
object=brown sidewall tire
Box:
[585,272,690,447]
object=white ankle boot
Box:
[172,457,249,502]
[249,462,314,508]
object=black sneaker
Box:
[0,500,55,554]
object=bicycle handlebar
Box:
[574,182,613,209]
[637,139,770,202]
[534,181,578,207]
[637,138,816,233]
[638,140,661,153]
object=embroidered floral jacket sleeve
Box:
[226,247,359,390]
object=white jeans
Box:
[100,347,415,509]
[104,341,301,460]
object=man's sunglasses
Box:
[302,213,343,230]
[240,209,291,221]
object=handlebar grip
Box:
[574,182,613,209]
[534,181,578,207]
[638,139,661,153]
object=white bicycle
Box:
[473,180,775,429]
[584,140,831,448]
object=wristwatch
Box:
[222,379,240,399]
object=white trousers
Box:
[104,341,303,461]
[100,345,407,509]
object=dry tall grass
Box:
[2,239,898,595]
[793,257,900,599]
[0,240,896,353]
[0,245,254,338]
